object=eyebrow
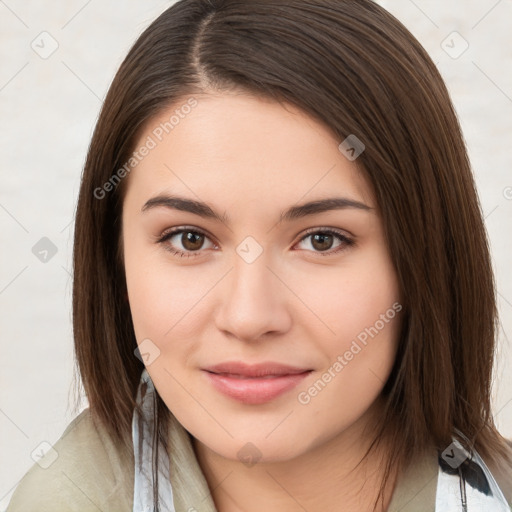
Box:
[141,194,372,224]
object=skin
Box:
[122,91,403,511]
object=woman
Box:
[7,0,512,511]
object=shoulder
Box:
[387,445,438,512]
[486,437,512,507]
[7,408,134,512]
[388,439,512,511]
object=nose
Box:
[214,251,292,343]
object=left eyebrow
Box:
[141,194,373,225]
[280,197,373,222]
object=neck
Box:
[193,399,397,512]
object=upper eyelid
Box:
[158,225,214,242]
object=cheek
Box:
[292,246,401,404]
[126,262,213,343]
[289,245,400,352]
[122,221,213,342]
[124,250,211,408]
[295,288,401,442]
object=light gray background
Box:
[1,1,511,509]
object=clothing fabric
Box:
[7,370,512,511]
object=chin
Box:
[201,436,310,465]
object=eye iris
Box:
[311,233,333,251]
[182,231,204,251]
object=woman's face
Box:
[122,92,402,462]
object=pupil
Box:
[312,233,333,251]
[183,232,203,250]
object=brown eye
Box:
[157,227,216,258]
[310,233,335,251]
[296,228,354,256]
[181,231,205,251]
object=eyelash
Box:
[156,226,355,259]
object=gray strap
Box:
[132,369,176,512]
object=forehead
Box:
[123,92,374,211]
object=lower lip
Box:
[203,370,312,405]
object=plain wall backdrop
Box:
[1,0,511,509]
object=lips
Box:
[202,361,312,404]
[204,361,310,377]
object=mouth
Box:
[202,362,313,404]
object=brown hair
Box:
[72,0,511,507]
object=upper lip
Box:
[203,361,312,378]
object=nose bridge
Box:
[215,241,290,341]
[230,233,274,294]
[233,248,272,297]
[229,244,277,313]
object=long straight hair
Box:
[72,0,511,508]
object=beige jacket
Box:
[7,408,512,511]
